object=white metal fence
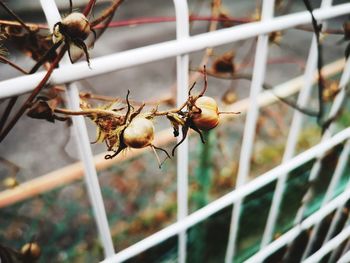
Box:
[1,0,350,262]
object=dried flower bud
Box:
[269,31,283,45]
[192,96,220,130]
[21,242,41,260]
[3,177,18,188]
[123,117,155,148]
[53,12,91,43]
[212,51,235,74]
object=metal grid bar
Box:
[2,2,350,263]
[2,3,350,98]
[303,221,350,263]
[101,127,350,262]
[225,0,275,261]
[302,138,350,258]
[261,0,333,248]
[327,219,350,263]
[173,1,190,262]
[324,197,350,245]
[300,56,350,260]
[338,248,350,263]
[39,0,115,257]
[245,180,350,263]
[338,238,350,263]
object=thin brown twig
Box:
[53,85,172,105]
[83,0,96,17]
[0,97,17,134]
[0,55,29,74]
[0,16,344,35]
[0,2,32,33]
[54,107,123,118]
[90,0,124,27]
[0,19,45,30]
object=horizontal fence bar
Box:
[100,127,350,263]
[1,3,350,98]
[245,187,350,263]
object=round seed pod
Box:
[192,96,220,130]
[21,242,41,259]
[123,117,155,148]
[53,12,90,43]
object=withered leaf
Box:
[26,98,66,123]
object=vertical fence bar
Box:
[39,0,115,258]
[300,56,350,259]
[224,1,275,262]
[261,0,333,248]
[173,0,190,262]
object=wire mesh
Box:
[1,1,350,263]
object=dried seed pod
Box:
[123,117,155,148]
[222,89,237,104]
[212,51,235,74]
[343,21,350,41]
[53,12,91,43]
[21,242,41,260]
[52,12,92,65]
[269,31,283,45]
[323,80,340,102]
[3,177,18,188]
[192,96,220,130]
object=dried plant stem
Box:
[302,0,325,124]
[83,0,96,17]
[0,55,29,74]
[54,107,122,118]
[0,16,343,35]
[93,15,251,29]
[0,2,31,33]
[90,0,124,27]
[0,97,17,134]
[0,20,44,30]
[0,48,66,142]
